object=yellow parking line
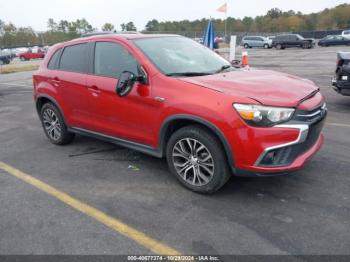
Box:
[0,161,181,255]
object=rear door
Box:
[55,43,92,129]
[86,41,157,146]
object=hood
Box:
[178,69,319,107]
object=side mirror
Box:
[231,60,241,68]
[116,71,136,97]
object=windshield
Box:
[133,36,231,76]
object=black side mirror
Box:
[116,71,136,97]
[231,60,242,68]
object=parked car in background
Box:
[272,34,315,49]
[318,35,350,47]
[33,34,326,193]
[332,52,350,96]
[0,49,12,65]
[341,30,350,39]
[19,48,46,61]
[242,36,272,49]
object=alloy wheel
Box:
[172,138,214,186]
[42,108,62,141]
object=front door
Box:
[86,41,159,146]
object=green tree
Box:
[121,22,137,31]
[242,17,254,31]
[267,8,282,19]
[102,23,114,32]
[47,18,57,31]
[145,19,159,31]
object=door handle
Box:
[52,77,60,87]
[88,85,101,94]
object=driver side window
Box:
[94,42,138,78]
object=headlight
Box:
[233,104,295,127]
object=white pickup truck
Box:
[342,30,350,39]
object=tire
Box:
[166,125,231,194]
[263,44,269,49]
[40,103,75,145]
[243,44,249,49]
[276,44,283,49]
[302,42,309,49]
[20,56,25,61]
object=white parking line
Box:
[327,123,350,128]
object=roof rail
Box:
[80,31,140,37]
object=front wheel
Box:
[302,42,309,49]
[166,125,231,194]
[263,44,269,49]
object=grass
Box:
[0,64,39,74]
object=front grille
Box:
[293,103,327,123]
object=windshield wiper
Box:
[165,72,213,77]
[215,65,232,73]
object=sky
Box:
[0,0,348,31]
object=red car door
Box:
[55,43,93,129]
[86,41,160,146]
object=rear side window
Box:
[59,43,87,73]
[94,42,138,78]
[47,48,61,70]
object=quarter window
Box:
[94,42,138,78]
[47,48,61,70]
[59,43,88,73]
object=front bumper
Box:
[231,103,327,177]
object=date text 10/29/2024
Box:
[127,255,220,261]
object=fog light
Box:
[342,75,348,81]
[262,151,275,165]
[259,147,293,166]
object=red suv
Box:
[33,34,327,193]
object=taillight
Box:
[337,59,344,67]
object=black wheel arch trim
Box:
[159,114,236,173]
[35,95,67,124]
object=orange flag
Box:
[216,3,227,13]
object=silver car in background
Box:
[242,36,272,49]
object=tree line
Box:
[145,4,350,33]
[1,3,349,48]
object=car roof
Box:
[67,33,180,44]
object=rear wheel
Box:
[20,56,25,61]
[166,125,231,194]
[276,44,283,49]
[40,103,75,145]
